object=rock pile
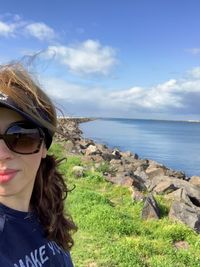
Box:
[54,118,200,233]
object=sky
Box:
[0,0,200,120]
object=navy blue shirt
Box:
[0,203,74,267]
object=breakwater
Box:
[54,117,200,233]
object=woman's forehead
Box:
[0,107,25,129]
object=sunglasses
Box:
[0,121,45,154]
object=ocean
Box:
[79,118,200,177]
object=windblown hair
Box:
[0,62,77,250]
[0,62,57,133]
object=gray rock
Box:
[101,152,116,161]
[72,166,85,178]
[154,180,179,194]
[90,155,104,163]
[174,241,189,250]
[172,179,200,206]
[150,176,200,206]
[79,139,95,149]
[148,175,171,191]
[145,165,166,180]
[120,151,134,158]
[165,188,193,205]
[169,201,200,233]
[96,143,109,151]
[110,159,123,165]
[131,159,149,171]
[166,169,186,180]
[85,145,99,156]
[121,157,138,165]
[132,174,147,191]
[190,176,200,187]
[109,159,123,172]
[131,189,145,202]
[141,194,160,220]
[105,174,133,187]
[147,160,164,167]
[134,168,149,181]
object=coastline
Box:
[57,116,96,123]
[55,117,200,233]
[56,117,199,178]
[78,117,200,177]
[55,118,200,233]
[98,117,200,123]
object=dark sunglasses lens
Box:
[5,124,43,154]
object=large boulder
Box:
[120,151,139,164]
[95,143,108,151]
[72,166,85,178]
[131,189,145,202]
[131,159,149,172]
[141,194,160,220]
[166,188,200,232]
[130,167,149,191]
[145,165,166,180]
[169,201,200,233]
[165,169,186,180]
[148,175,171,191]
[79,139,95,149]
[154,180,179,194]
[190,176,200,187]
[165,188,192,204]
[150,176,200,207]
[110,159,123,170]
[85,145,99,156]
[171,179,200,206]
[131,174,147,191]
[105,173,133,187]
[101,152,117,161]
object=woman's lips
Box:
[0,169,19,183]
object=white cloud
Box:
[46,40,117,75]
[25,22,55,41]
[0,14,55,41]
[106,81,183,110]
[109,87,144,105]
[42,77,105,102]
[0,21,16,37]
[41,66,200,118]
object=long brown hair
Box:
[31,155,77,250]
[0,62,77,250]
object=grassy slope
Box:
[49,143,200,267]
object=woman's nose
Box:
[0,140,13,160]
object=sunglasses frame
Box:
[0,121,45,155]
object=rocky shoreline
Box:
[55,117,200,234]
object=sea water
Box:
[79,118,200,177]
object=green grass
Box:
[50,143,200,267]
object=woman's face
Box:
[0,107,47,210]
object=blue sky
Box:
[0,0,200,120]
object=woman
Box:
[0,63,77,266]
